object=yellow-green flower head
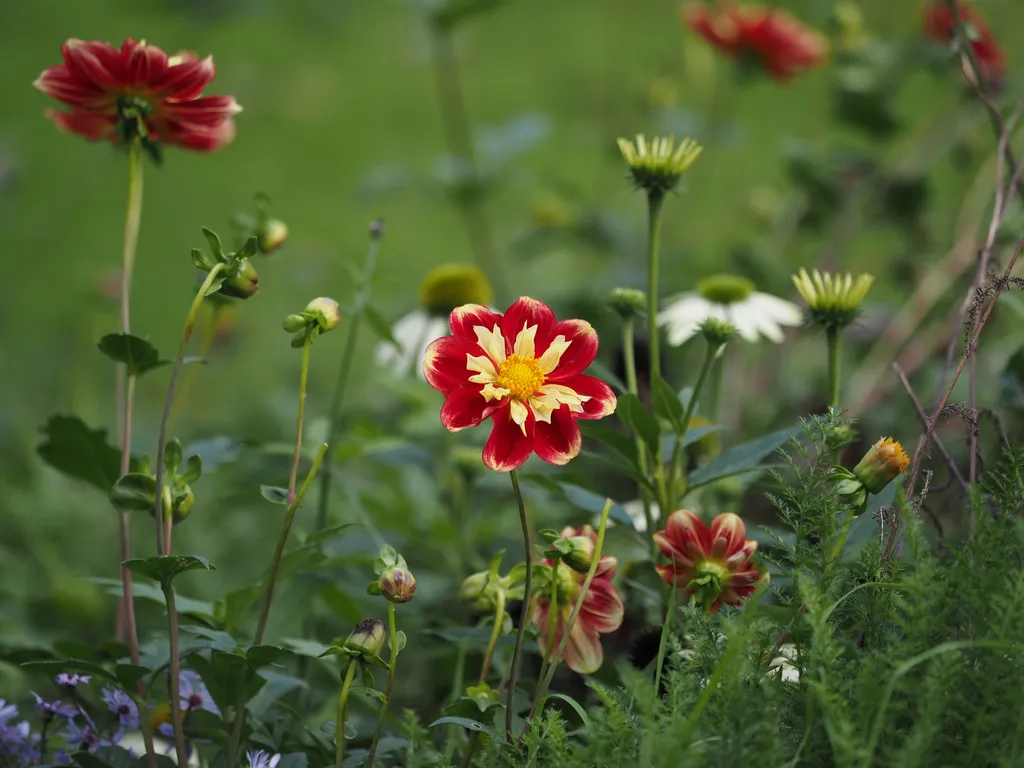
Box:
[419,264,493,318]
[617,134,703,196]
[607,287,647,319]
[792,268,873,330]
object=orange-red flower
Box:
[922,1,1005,90]
[532,525,624,675]
[423,297,616,472]
[654,510,763,613]
[683,2,828,80]
[34,38,241,152]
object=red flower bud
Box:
[379,567,416,603]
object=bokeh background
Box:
[3,0,1024,715]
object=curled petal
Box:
[563,621,604,675]
[594,554,617,579]
[124,42,169,89]
[482,410,535,472]
[533,407,582,466]
[709,512,748,559]
[558,374,616,420]
[157,54,215,100]
[158,117,236,152]
[450,304,502,341]
[543,319,599,379]
[655,563,696,589]
[663,509,711,557]
[581,579,624,634]
[423,336,479,395]
[33,67,110,109]
[62,38,124,86]
[45,109,116,141]
[501,297,555,353]
[440,386,497,432]
[161,95,243,124]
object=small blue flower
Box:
[0,700,17,726]
[0,719,31,758]
[179,671,220,716]
[56,674,92,688]
[31,692,78,720]
[62,721,109,752]
[245,749,281,768]
[101,686,139,731]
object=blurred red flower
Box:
[922,1,1005,91]
[683,2,828,80]
[532,525,624,675]
[423,297,616,472]
[654,510,763,613]
[34,38,241,152]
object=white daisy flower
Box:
[658,274,802,347]
[375,264,493,379]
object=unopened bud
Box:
[172,486,195,523]
[459,572,495,611]
[379,567,416,603]
[257,219,289,254]
[305,297,341,332]
[608,287,647,319]
[834,467,868,516]
[561,535,594,573]
[282,314,307,333]
[700,317,737,348]
[221,259,260,299]
[343,618,386,660]
[851,436,909,495]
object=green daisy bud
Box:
[792,268,874,331]
[617,134,703,196]
[257,218,289,254]
[305,297,341,332]
[221,259,260,299]
[561,535,595,574]
[419,264,492,318]
[607,287,647,319]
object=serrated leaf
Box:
[260,485,289,504]
[364,306,399,348]
[109,473,157,514]
[181,455,202,484]
[688,427,796,489]
[38,415,123,492]
[616,393,661,458]
[123,555,216,586]
[651,374,684,434]
[97,334,166,377]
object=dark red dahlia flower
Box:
[34,38,240,152]
[423,297,617,472]
[683,2,828,80]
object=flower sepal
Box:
[833,466,868,516]
[191,227,260,300]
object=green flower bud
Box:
[607,287,647,319]
[257,219,289,254]
[305,297,341,332]
[851,436,909,495]
[459,571,501,612]
[282,314,307,333]
[343,618,386,660]
[172,485,195,523]
[378,566,416,603]
[700,317,737,347]
[834,467,868,516]
[221,259,260,299]
[561,535,594,574]
[419,265,492,318]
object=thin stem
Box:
[652,577,678,699]
[168,304,221,432]
[645,190,666,384]
[162,584,190,768]
[623,317,656,554]
[531,499,613,718]
[668,339,722,509]
[366,602,399,768]
[152,264,225,556]
[826,326,841,408]
[288,337,313,506]
[317,228,382,530]
[478,589,506,684]
[505,469,532,742]
[334,660,358,768]
[428,21,508,300]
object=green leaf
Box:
[364,305,399,347]
[428,716,499,739]
[651,374,684,434]
[192,247,217,271]
[164,439,183,475]
[306,523,358,547]
[109,473,157,514]
[688,427,796,489]
[587,360,627,393]
[394,630,407,654]
[487,549,506,579]
[320,583,361,624]
[22,658,118,682]
[237,235,259,259]
[580,450,656,495]
[123,555,216,586]
[536,692,591,728]
[661,424,721,456]
[245,645,290,668]
[464,682,501,713]
[558,484,634,532]
[350,685,387,703]
[260,485,289,504]
[616,393,660,458]
[97,334,166,377]
[115,663,152,689]
[246,672,307,720]
[579,422,639,468]
[202,227,226,259]
[38,415,123,492]
[181,454,202,484]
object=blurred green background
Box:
[3,0,1024,707]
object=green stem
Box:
[478,589,506,684]
[705,347,725,423]
[624,316,657,554]
[826,326,841,408]
[366,602,399,768]
[645,190,666,383]
[828,513,855,570]
[161,584,190,768]
[226,443,329,766]
[668,339,723,508]
[287,336,313,507]
[505,469,532,742]
[152,263,225,556]
[530,499,614,719]
[652,579,678,699]
[316,226,382,531]
[334,660,358,768]
[168,304,221,432]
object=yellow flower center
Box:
[877,437,909,474]
[697,274,755,305]
[496,354,545,399]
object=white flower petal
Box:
[751,292,802,326]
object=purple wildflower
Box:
[55,674,91,688]
[101,687,139,731]
[62,721,108,752]
[179,671,220,716]
[31,692,78,720]
[0,700,17,726]
[0,719,31,758]
[246,749,281,768]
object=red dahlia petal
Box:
[533,407,582,466]
[440,385,497,432]
[581,579,624,634]
[62,39,125,87]
[563,621,603,675]
[155,117,237,152]
[594,554,617,579]
[34,67,111,110]
[449,303,502,341]
[709,512,748,558]
[45,109,116,141]
[162,95,242,124]
[655,563,696,588]
[481,410,535,472]
[557,374,616,420]
[501,297,555,353]
[124,41,169,89]
[664,509,712,558]
[156,54,215,100]
[544,319,599,379]
[423,335,479,395]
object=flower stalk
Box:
[826,326,841,408]
[645,191,666,384]
[622,313,656,552]
[161,583,190,768]
[478,588,506,684]
[365,601,399,768]
[152,263,225,556]
[334,660,358,768]
[668,336,724,507]
[505,469,532,742]
[168,304,222,431]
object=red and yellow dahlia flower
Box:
[654,510,763,614]
[922,1,1005,90]
[683,2,828,80]
[34,38,240,152]
[532,525,624,675]
[423,297,616,472]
